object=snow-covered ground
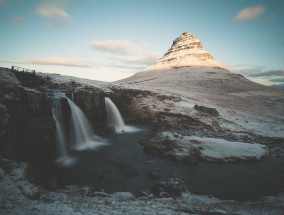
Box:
[1,159,283,215]
[151,132,269,162]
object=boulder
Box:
[153,178,187,197]
[194,105,219,117]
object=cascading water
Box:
[66,96,103,150]
[52,92,105,166]
[52,95,73,165]
[105,97,126,132]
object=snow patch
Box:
[158,132,268,162]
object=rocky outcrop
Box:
[194,105,219,117]
[0,86,56,161]
[73,88,106,130]
[0,67,108,161]
[0,68,55,161]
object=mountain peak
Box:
[145,32,222,70]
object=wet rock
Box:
[1,87,56,161]
[138,190,152,197]
[153,178,187,197]
[159,191,173,198]
[93,191,109,198]
[74,186,94,196]
[0,103,9,151]
[194,105,219,117]
[111,192,135,200]
[73,88,106,128]
[40,193,67,203]
[20,183,40,200]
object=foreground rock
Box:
[144,132,269,162]
[0,159,283,215]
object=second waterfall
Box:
[105,97,126,133]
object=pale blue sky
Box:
[0,0,283,84]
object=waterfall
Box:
[66,97,103,150]
[105,97,126,132]
[52,96,73,165]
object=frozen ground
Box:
[1,159,284,215]
[149,132,269,162]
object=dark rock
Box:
[26,190,41,200]
[0,103,9,149]
[0,86,56,161]
[173,133,180,138]
[93,191,109,198]
[159,191,172,198]
[194,105,219,117]
[111,192,135,200]
[153,178,187,197]
[144,139,178,156]
[138,190,152,197]
[73,88,107,129]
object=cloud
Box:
[37,4,69,18]
[247,69,284,77]
[228,64,266,75]
[270,77,284,83]
[90,40,145,55]
[112,52,163,65]
[11,16,25,25]
[36,1,71,28]
[234,5,265,22]
[28,58,95,68]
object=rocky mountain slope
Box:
[117,32,284,140]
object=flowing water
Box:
[54,124,284,201]
[105,97,125,132]
[52,93,105,165]
[105,97,140,133]
[66,97,104,150]
[50,95,284,201]
[52,99,69,161]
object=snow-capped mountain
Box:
[145,32,222,70]
[118,32,267,94]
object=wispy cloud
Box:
[37,4,69,18]
[247,69,284,77]
[11,16,25,25]
[228,64,266,75]
[112,52,163,65]
[90,40,144,55]
[233,5,265,22]
[36,1,71,28]
[270,77,284,83]
[28,58,95,68]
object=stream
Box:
[52,123,284,201]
